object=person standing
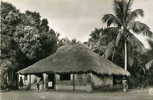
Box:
[36,80,40,92]
[19,77,23,89]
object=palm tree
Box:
[102,0,152,71]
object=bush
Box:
[0,68,8,90]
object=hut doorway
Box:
[48,73,55,89]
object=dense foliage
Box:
[88,0,153,88]
[0,2,58,89]
[1,2,58,70]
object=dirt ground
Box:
[0,89,153,100]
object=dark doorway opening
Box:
[48,73,55,89]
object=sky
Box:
[2,0,153,48]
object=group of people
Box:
[18,77,41,92]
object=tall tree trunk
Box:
[27,75,31,90]
[123,41,128,92]
[124,41,128,71]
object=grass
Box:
[0,89,153,100]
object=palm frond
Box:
[90,28,102,41]
[127,9,144,23]
[127,33,144,52]
[113,0,124,21]
[103,27,119,35]
[132,9,144,17]
[99,27,119,46]
[122,0,129,16]
[115,31,123,47]
[145,59,153,70]
[113,0,132,23]
[126,0,134,10]
[143,30,153,37]
[128,21,150,34]
[102,27,119,42]
[102,14,121,26]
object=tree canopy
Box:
[0,2,58,71]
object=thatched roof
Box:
[18,44,130,76]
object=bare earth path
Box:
[1,89,153,100]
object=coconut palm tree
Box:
[102,0,152,71]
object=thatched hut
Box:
[18,44,130,91]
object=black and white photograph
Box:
[0,0,153,100]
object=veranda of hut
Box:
[18,44,130,92]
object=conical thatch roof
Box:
[18,44,130,76]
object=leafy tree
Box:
[0,2,58,89]
[58,37,80,47]
[88,28,105,55]
[1,1,58,68]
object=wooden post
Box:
[43,73,48,90]
[16,74,19,89]
[29,75,31,88]
[73,74,75,91]
[27,74,31,89]
[43,73,45,89]
[54,73,56,90]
